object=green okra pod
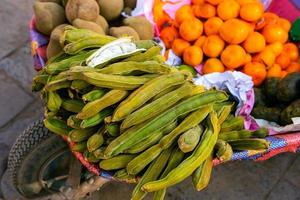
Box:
[123,46,161,62]
[33,74,50,85]
[215,139,233,162]
[221,116,244,132]
[131,147,172,200]
[219,127,268,141]
[113,73,186,122]
[99,154,136,170]
[72,72,153,90]
[228,138,270,151]
[97,61,174,75]
[121,82,193,129]
[214,102,234,125]
[159,105,213,149]
[72,141,87,152]
[61,99,84,113]
[178,125,203,153]
[46,91,62,112]
[82,88,107,102]
[44,117,72,136]
[80,107,113,128]
[44,78,71,91]
[67,115,82,129]
[77,90,127,119]
[70,80,91,91]
[192,153,213,191]
[127,145,162,175]
[87,131,104,152]
[126,121,177,154]
[142,111,220,192]
[153,147,185,200]
[46,50,95,75]
[105,90,227,158]
[60,28,104,46]
[63,36,116,55]
[106,123,120,137]
[69,127,98,142]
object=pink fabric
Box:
[162,0,191,19]
[268,0,300,22]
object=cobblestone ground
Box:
[0,1,299,200]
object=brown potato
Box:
[72,18,105,35]
[109,26,140,41]
[50,24,69,43]
[47,39,63,59]
[34,2,66,35]
[97,0,124,21]
[95,15,109,34]
[65,0,99,23]
[123,16,154,40]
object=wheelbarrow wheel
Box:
[7,120,72,199]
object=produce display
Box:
[33,0,154,59]
[32,28,271,199]
[29,0,300,199]
[157,0,300,86]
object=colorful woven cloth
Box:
[64,133,300,181]
[29,0,300,179]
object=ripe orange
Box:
[267,64,282,78]
[202,35,225,57]
[192,0,205,5]
[160,26,179,49]
[281,70,288,78]
[206,0,223,5]
[247,22,256,34]
[277,18,292,32]
[179,18,203,41]
[175,5,195,24]
[193,3,216,19]
[275,53,291,69]
[265,42,283,56]
[257,48,276,68]
[283,43,299,61]
[244,62,267,86]
[202,58,225,74]
[194,36,207,48]
[221,45,247,69]
[172,38,191,56]
[183,46,203,66]
[240,2,264,22]
[204,17,223,35]
[219,19,250,44]
[243,53,252,65]
[286,62,300,73]
[217,0,240,20]
[236,0,259,5]
[242,32,266,53]
[255,12,279,30]
[262,24,288,44]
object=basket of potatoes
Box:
[32,0,155,62]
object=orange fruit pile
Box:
[157,0,300,86]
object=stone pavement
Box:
[0,1,299,199]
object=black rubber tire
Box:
[7,120,71,199]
